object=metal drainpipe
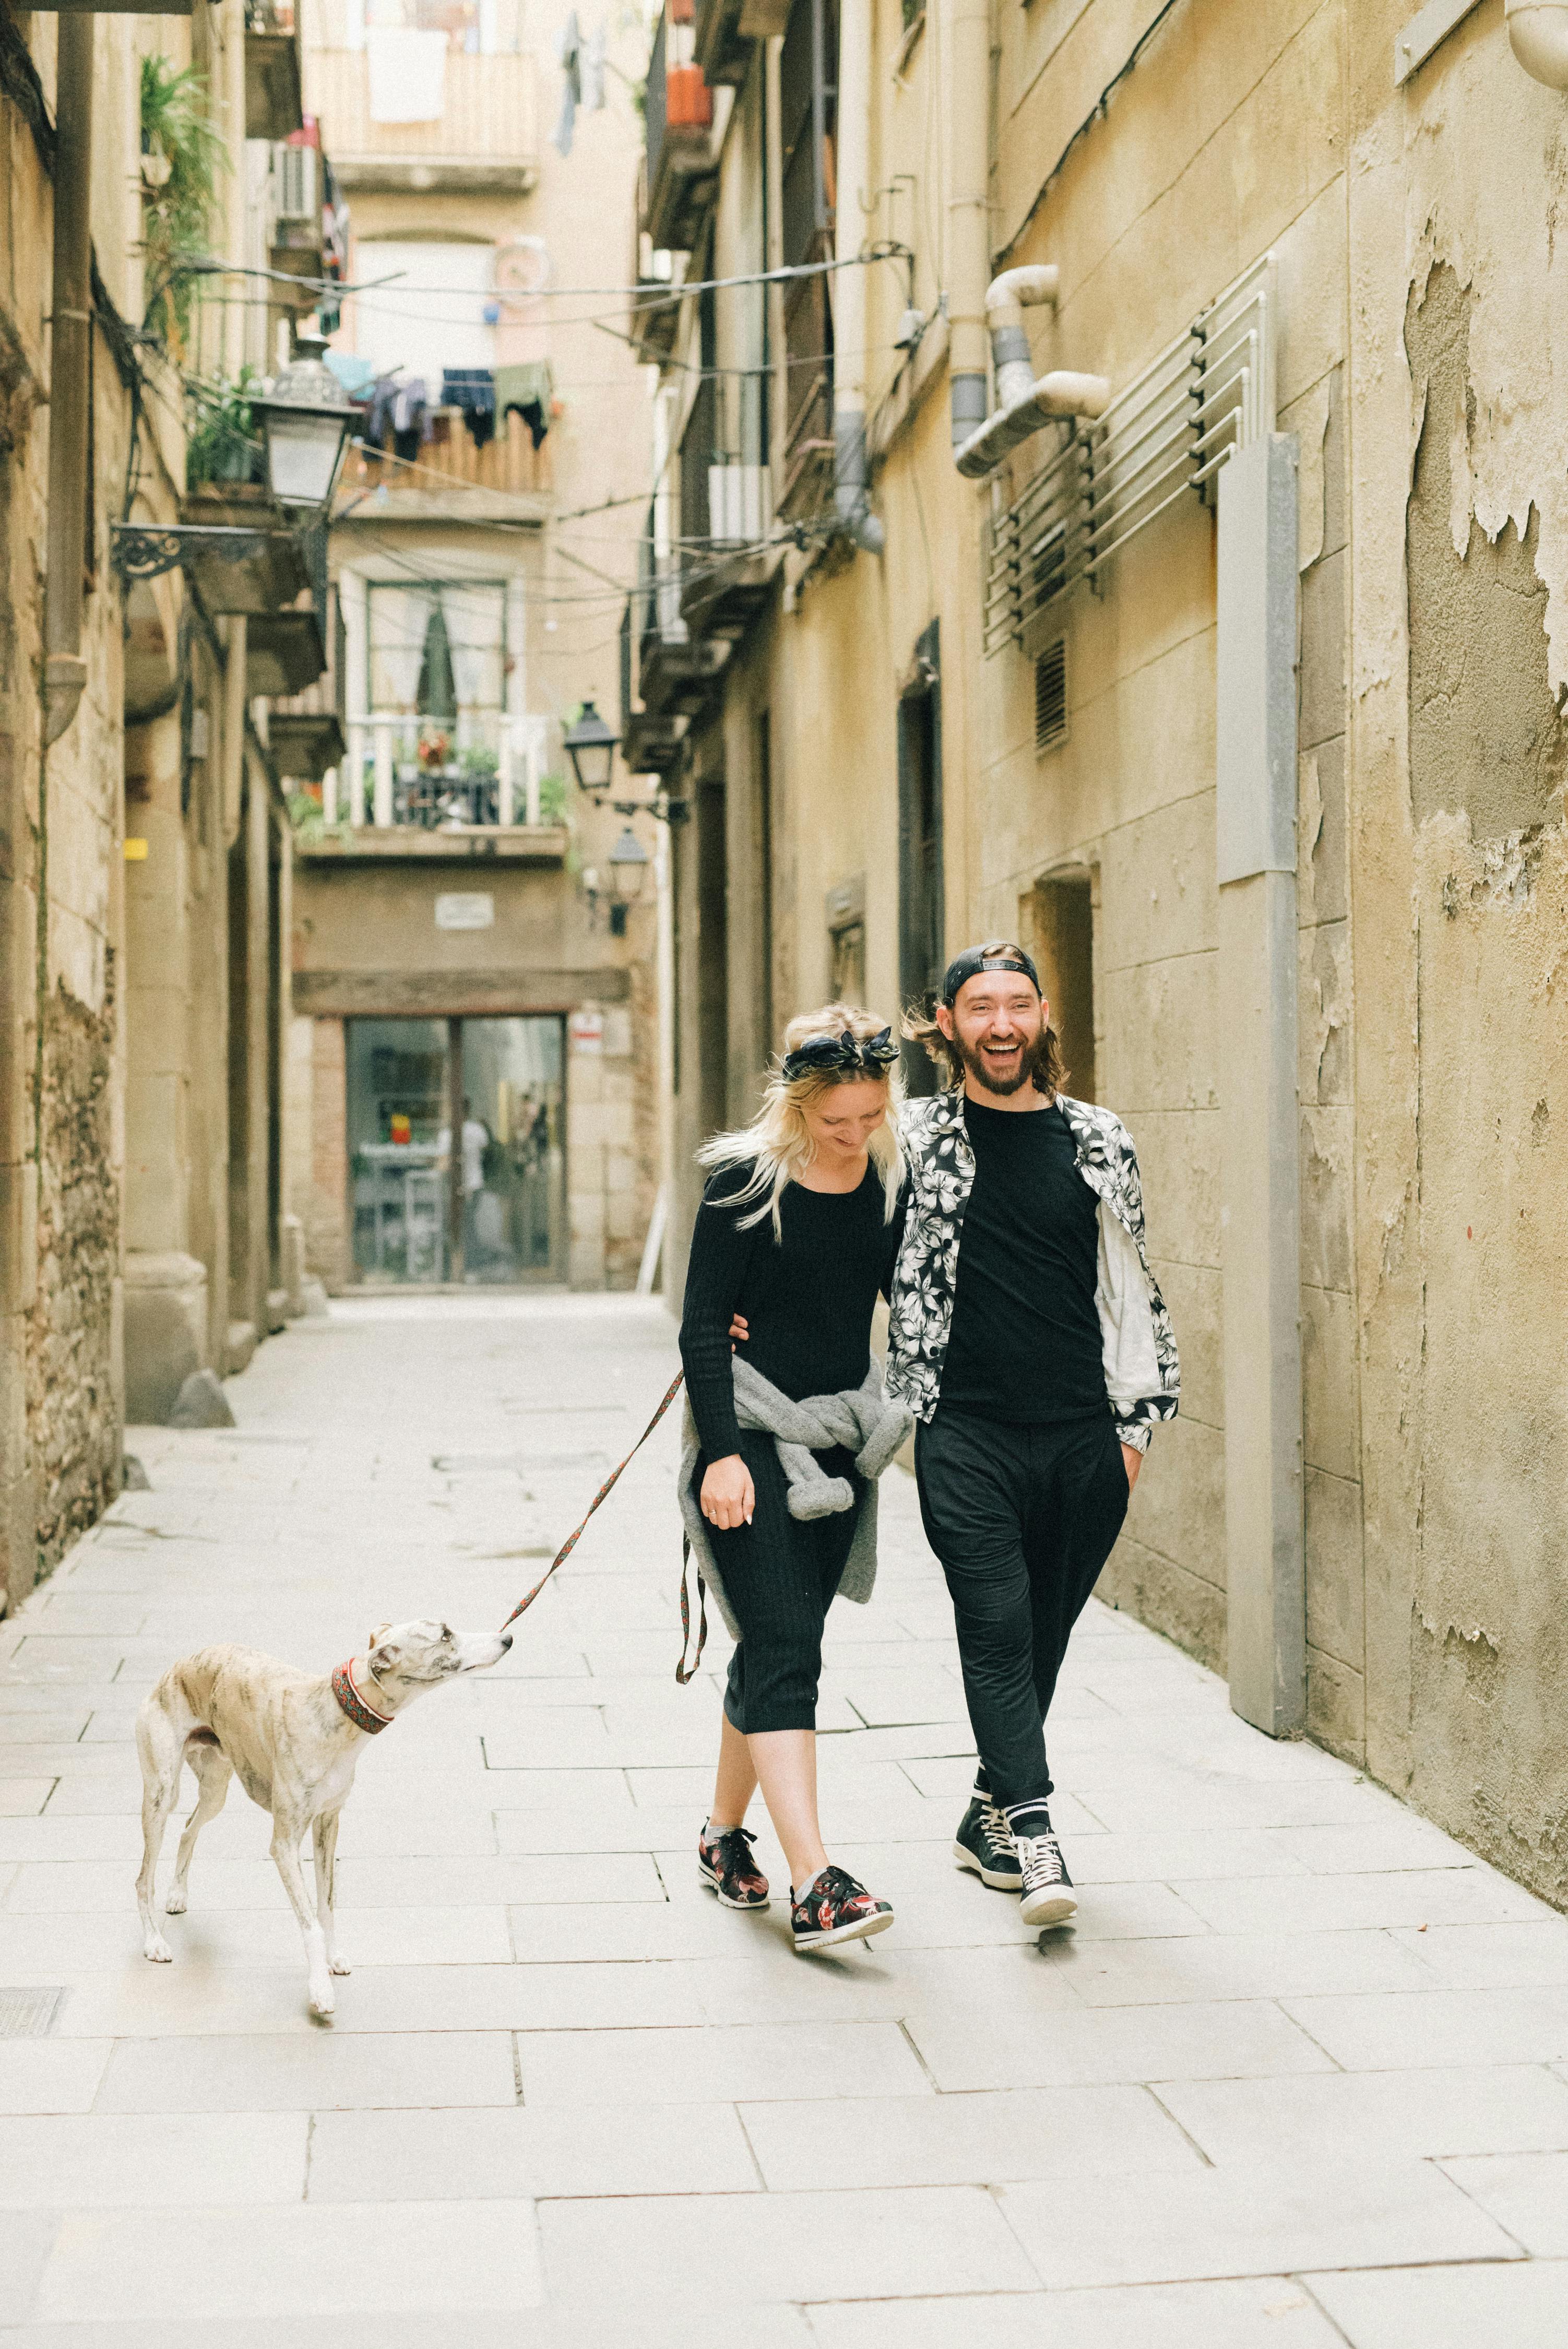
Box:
[44,14,94,746]
[830,0,882,552]
[945,0,992,452]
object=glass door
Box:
[459,1016,566,1283]
[345,1013,566,1285]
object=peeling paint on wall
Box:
[1406,264,1568,840]
[26,973,120,1575]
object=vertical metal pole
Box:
[43,13,94,743]
[1216,434,1304,1737]
[446,1016,465,1285]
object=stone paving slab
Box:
[0,1291,1565,2340]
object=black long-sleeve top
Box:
[679,1159,908,1461]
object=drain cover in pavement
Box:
[0,1988,63,2037]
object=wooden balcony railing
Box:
[342,408,552,505]
[304,47,538,188]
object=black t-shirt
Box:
[679,1161,907,1460]
[937,1099,1107,1423]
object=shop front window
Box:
[347,1014,564,1284]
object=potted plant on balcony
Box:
[185,369,266,489]
[141,54,229,359]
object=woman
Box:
[679,1004,909,1952]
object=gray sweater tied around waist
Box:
[678,1357,914,1640]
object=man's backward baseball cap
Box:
[941,943,1042,1006]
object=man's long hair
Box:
[698,1002,906,1239]
[901,941,1066,1098]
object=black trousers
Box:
[915,1407,1130,1810]
[696,1430,862,1734]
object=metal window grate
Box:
[0,1987,63,2038]
[984,253,1276,656]
[1034,637,1068,754]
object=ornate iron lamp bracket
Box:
[110,523,278,582]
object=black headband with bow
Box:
[780,1026,899,1083]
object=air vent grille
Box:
[1035,638,1068,755]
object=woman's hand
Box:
[729,1313,750,1347]
[700,1454,755,1529]
[1121,1443,1143,1493]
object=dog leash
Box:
[497,1369,710,1683]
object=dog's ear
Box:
[366,1623,391,1650]
[367,1628,400,1674]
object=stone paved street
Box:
[1,1294,1566,2343]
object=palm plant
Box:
[140,54,228,356]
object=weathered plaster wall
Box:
[1347,0,1568,1901]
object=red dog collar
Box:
[331,1659,394,1734]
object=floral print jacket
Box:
[886,1088,1181,1451]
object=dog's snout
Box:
[501,1632,513,1652]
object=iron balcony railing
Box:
[983,254,1276,655]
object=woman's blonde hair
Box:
[698,1003,905,1238]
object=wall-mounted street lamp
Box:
[251,355,354,513]
[562,698,620,798]
[606,822,650,935]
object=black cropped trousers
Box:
[695,1428,862,1734]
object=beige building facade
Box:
[291,0,661,1294]
[2,3,319,1609]
[628,0,1568,1905]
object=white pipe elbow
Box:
[987,266,1061,407]
[984,265,1061,327]
[1506,0,1568,88]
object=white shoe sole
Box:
[698,1861,769,1912]
[953,1840,1023,1893]
[1020,1886,1078,1929]
[793,1905,895,1953]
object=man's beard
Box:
[956,1026,1049,1097]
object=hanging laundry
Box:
[365,372,400,450]
[495,360,555,452]
[553,11,581,156]
[326,350,376,400]
[582,19,608,112]
[391,375,431,464]
[442,367,496,449]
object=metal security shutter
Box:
[1034,637,1067,754]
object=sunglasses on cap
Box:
[780,1026,900,1082]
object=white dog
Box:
[135,1619,510,2017]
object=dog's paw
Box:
[163,1890,187,1915]
[143,1934,173,1963]
[309,1991,336,2020]
[329,1955,352,1976]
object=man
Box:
[888,942,1179,1929]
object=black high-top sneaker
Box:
[1014,1818,1077,1929]
[697,1822,769,1910]
[953,1792,1022,1889]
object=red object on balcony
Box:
[665,64,712,129]
[670,0,694,22]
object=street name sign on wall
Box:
[434,893,494,931]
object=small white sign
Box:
[434,892,494,932]
[568,1009,604,1054]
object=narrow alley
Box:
[0,1296,1564,2343]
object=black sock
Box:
[1004,1799,1053,1840]
[973,1763,990,1800]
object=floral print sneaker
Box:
[698,1822,770,1910]
[791,1864,894,1953]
